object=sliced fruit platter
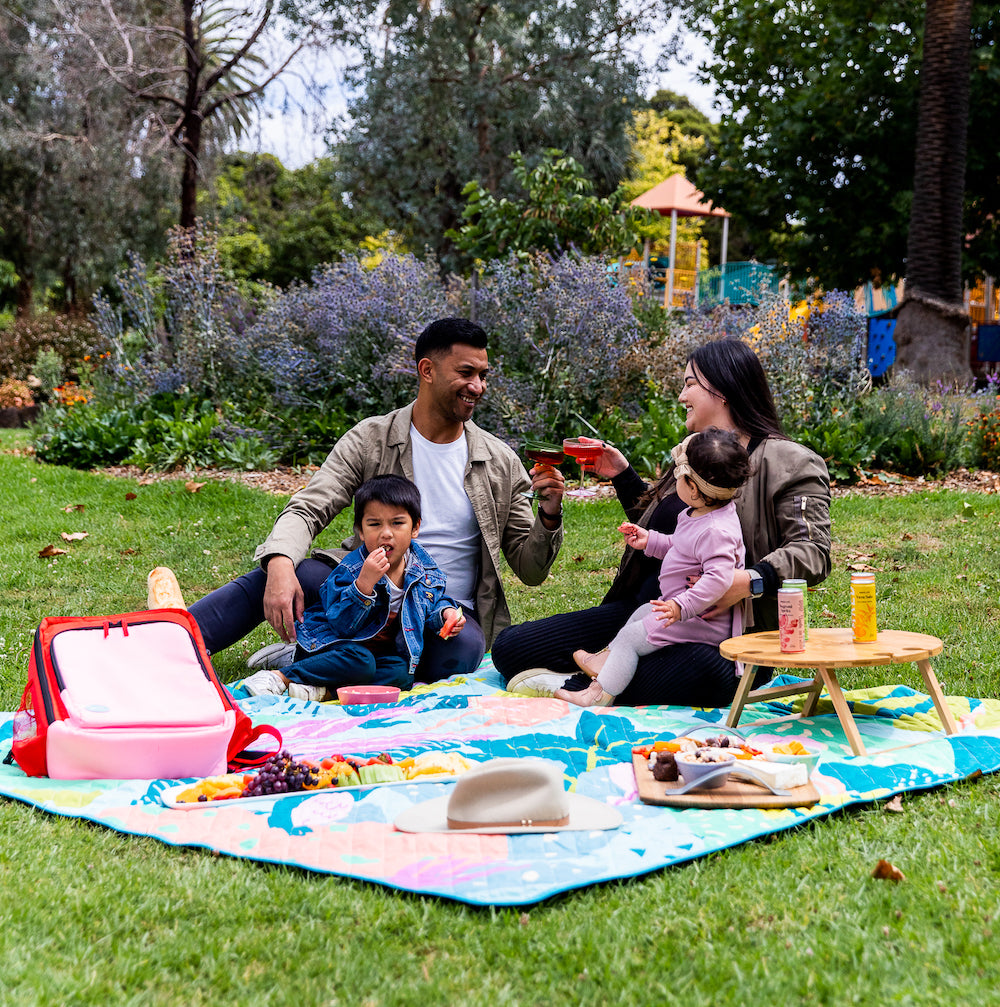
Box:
[159,749,476,810]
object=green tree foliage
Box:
[332,0,675,269]
[448,150,651,263]
[205,153,387,286]
[683,0,999,290]
[0,0,174,314]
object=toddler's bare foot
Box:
[572,648,608,678]
[555,680,607,707]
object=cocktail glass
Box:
[562,437,602,489]
[522,442,565,500]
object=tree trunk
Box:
[893,0,973,384]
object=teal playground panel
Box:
[697,262,780,306]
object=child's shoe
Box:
[242,669,288,696]
[287,682,328,703]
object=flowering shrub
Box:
[471,254,646,442]
[0,313,99,383]
[684,287,868,430]
[968,393,1000,471]
[0,378,34,408]
[242,253,457,415]
[91,226,276,406]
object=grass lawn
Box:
[1,428,998,1005]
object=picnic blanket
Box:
[3,659,1000,907]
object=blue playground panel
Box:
[867,316,896,377]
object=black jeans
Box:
[189,558,486,683]
[491,601,743,708]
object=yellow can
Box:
[850,573,877,642]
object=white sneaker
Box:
[505,668,571,697]
[287,682,328,703]
[242,669,288,696]
[247,641,297,670]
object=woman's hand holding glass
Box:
[573,436,629,479]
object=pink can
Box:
[778,588,806,653]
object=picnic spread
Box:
[3,655,1000,907]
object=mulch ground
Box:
[94,463,1000,498]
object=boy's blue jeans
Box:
[189,558,486,682]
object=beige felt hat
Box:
[393,758,622,834]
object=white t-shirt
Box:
[409,424,480,609]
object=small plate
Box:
[336,685,401,705]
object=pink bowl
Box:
[336,685,401,705]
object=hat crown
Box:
[446,759,569,829]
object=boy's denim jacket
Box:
[295,541,458,676]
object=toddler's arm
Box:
[650,599,681,625]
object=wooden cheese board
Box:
[632,753,820,810]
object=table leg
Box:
[818,666,866,756]
[725,663,759,728]
[915,658,959,735]
[798,675,827,719]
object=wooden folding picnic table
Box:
[720,628,959,757]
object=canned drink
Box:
[781,578,809,640]
[778,588,806,653]
[850,572,877,642]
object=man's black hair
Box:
[353,474,422,528]
[413,317,488,363]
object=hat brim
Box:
[393,791,623,835]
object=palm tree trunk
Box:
[892,0,973,384]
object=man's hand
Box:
[356,547,390,596]
[651,598,681,625]
[262,556,304,643]
[618,521,648,551]
[531,463,565,520]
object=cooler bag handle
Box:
[228,723,283,770]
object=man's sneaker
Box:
[505,668,571,697]
[287,682,328,703]
[242,669,288,697]
[247,641,297,671]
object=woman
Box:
[491,339,832,707]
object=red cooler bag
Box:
[7,609,281,779]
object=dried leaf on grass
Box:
[125,492,137,501]
[60,531,89,542]
[61,504,85,513]
[185,481,206,493]
[872,859,906,881]
[38,544,68,558]
[883,795,905,813]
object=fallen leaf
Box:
[937,880,948,893]
[884,795,904,813]
[872,859,905,881]
[125,492,137,501]
[901,531,913,540]
[38,544,68,558]
[185,481,206,493]
[60,531,89,542]
[120,548,138,555]
[519,913,530,927]
[61,504,85,513]
[820,607,837,620]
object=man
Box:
[189,317,565,681]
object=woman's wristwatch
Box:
[748,569,765,599]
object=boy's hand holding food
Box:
[356,546,390,595]
[439,606,465,639]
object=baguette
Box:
[147,566,186,610]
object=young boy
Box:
[242,475,465,702]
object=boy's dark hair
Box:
[413,317,488,363]
[353,474,422,528]
[686,426,751,506]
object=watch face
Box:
[750,576,764,598]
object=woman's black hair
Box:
[687,339,785,440]
[684,427,751,507]
[353,474,422,528]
